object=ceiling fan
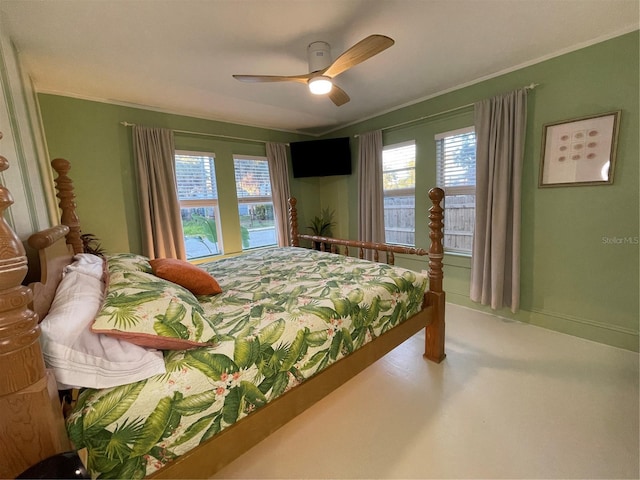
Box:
[232,34,395,106]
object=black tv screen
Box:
[290,137,351,178]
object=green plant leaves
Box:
[307,207,336,236]
[96,455,145,479]
[257,318,285,345]
[221,387,241,424]
[299,305,336,322]
[240,380,267,408]
[104,417,144,462]
[153,299,189,339]
[280,329,306,372]
[302,350,327,371]
[305,329,328,346]
[270,371,290,398]
[331,297,351,317]
[234,336,261,369]
[200,415,223,443]
[130,393,182,457]
[185,350,239,381]
[172,413,217,447]
[174,391,218,416]
[83,381,147,437]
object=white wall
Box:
[0,19,55,239]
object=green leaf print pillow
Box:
[105,253,153,275]
[92,269,218,350]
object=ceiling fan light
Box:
[308,76,333,95]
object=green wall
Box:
[38,97,316,255]
[37,31,638,351]
[323,31,639,351]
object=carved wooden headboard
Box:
[27,224,73,321]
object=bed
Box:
[0,157,446,479]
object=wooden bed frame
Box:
[0,158,445,479]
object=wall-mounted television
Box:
[290,137,351,178]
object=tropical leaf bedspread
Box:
[68,247,427,478]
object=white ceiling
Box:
[1,0,638,136]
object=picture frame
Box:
[539,111,621,187]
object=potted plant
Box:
[81,233,106,257]
[307,207,335,251]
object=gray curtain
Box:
[133,125,186,260]
[470,89,528,312]
[358,130,385,259]
[266,142,291,247]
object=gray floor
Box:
[214,304,639,479]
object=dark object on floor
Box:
[16,451,90,479]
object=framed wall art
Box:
[539,111,621,187]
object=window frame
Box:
[382,140,417,247]
[435,126,476,256]
[232,154,277,251]
[175,150,224,258]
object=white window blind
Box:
[383,141,416,191]
[435,127,476,254]
[435,126,476,194]
[175,154,218,200]
[234,157,272,201]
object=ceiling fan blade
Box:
[233,73,312,84]
[328,85,350,106]
[323,34,394,78]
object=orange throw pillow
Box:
[149,258,222,296]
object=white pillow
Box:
[40,260,166,389]
[64,253,104,280]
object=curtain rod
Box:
[121,82,539,141]
[119,121,283,145]
[354,83,540,137]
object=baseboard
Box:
[446,291,639,352]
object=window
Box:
[382,141,416,246]
[175,152,223,260]
[233,156,277,250]
[435,127,476,254]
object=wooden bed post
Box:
[288,197,299,247]
[425,187,446,363]
[0,158,69,478]
[51,158,83,254]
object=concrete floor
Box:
[214,303,639,479]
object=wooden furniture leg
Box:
[0,157,69,478]
[425,187,446,363]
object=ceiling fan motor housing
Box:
[307,41,332,72]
